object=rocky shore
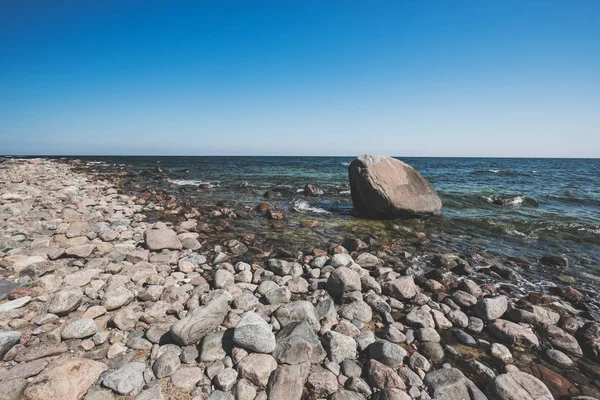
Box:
[1,158,600,400]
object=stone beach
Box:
[1,158,600,400]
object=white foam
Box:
[168,179,214,186]
[292,199,330,214]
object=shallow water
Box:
[49,156,600,283]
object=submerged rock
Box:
[348,154,442,218]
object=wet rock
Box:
[322,331,357,363]
[369,340,407,368]
[144,227,182,251]
[102,362,146,396]
[170,294,229,345]
[305,183,325,197]
[348,155,442,218]
[576,322,600,362]
[539,324,582,356]
[473,296,508,321]
[539,255,568,269]
[485,369,553,400]
[47,287,84,316]
[23,358,107,400]
[233,312,276,353]
[424,367,486,400]
[355,252,384,268]
[488,319,539,348]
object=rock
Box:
[200,330,233,362]
[274,321,326,364]
[305,183,325,197]
[420,342,445,363]
[144,228,182,251]
[539,324,582,356]
[233,312,276,353]
[322,331,357,363]
[331,390,367,400]
[0,296,31,312]
[171,294,229,345]
[267,362,310,400]
[268,259,291,276]
[102,362,146,396]
[236,353,278,387]
[355,253,384,268]
[15,342,68,362]
[369,340,407,368]
[307,370,339,395]
[47,287,83,316]
[23,358,107,400]
[424,367,486,400]
[101,286,134,311]
[327,267,361,297]
[214,269,234,289]
[0,281,19,300]
[473,296,508,321]
[372,388,411,400]
[0,377,28,400]
[214,368,238,391]
[489,319,539,348]
[233,379,257,400]
[0,359,47,381]
[415,327,441,343]
[452,290,477,308]
[153,350,181,378]
[339,301,372,323]
[545,348,574,368]
[405,306,435,328]
[348,155,442,218]
[576,322,600,362]
[61,318,97,339]
[0,331,21,358]
[383,277,418,300]
[273,301,320,331]
[65,244,95,258]
[368,359,406,389]
[207,391,234,400]
[490,343,513,363]
[485,369,553,400]
[539,255,568,269]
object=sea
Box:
[44,156,600,287]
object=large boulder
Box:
[485,369,553,400]
[348,155,442,218]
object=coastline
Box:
[0,157,599,399]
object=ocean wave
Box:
[168,179,217,187]
[292,199,330,214]
[470,169,527,176]
[341,162,350,167]
[483,195,539,207]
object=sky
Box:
[1,1,599,157]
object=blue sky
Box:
[1,1,599,156]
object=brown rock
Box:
[348,155,442,219]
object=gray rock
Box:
[0,359,47,381]
[424,367,486,400]
[539,324,582,356]
[420,342,445,364]
[473,296,508,321]
[339,301,372,323]
[348,155,442,218]
[405,306,435,328]
[369,340,406,368]
[233,312,276,353]
[268,259,291,276]
[153,350,181,378]
[490,343,513,363]
[233,379,257,400]
[170,294,229,345]
[0,281,19,301]
[207,391,234,400]
[200,330,233,362]
[273,320,326,364]
[102,362,146,396]
[264,287,292,305]
[327,267,361,296]
[215,368,238,391]
[61,318,97,340]
[485,370,553,400]
[544,348,574,368]
[273,301,320,331]
[454,329,477,346]
[307,370,339,395]
[102,286,134,311]
[47,286,83,316]
[331,390,367,400]
[0,330,21,358]
[322,331,357,363]
[368,359,406,389]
